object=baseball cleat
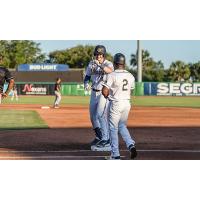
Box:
[129,144,137,159]
[91,145,111,152]
[94,127,102,140]
[105,156,121,160]
[90,137,101,146]
[96,139,110,147]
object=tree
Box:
[130,49,154,70]
[130,49,165,82]
[49,45,113,68]
[0,40,45,68]
[189,62,200,82]
[143,60,165,82]
[168,61,191,82]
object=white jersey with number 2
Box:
[103,69,135,101]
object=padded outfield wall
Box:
[4,82,200,96]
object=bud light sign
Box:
[18,64,69,71]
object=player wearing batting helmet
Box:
[84,45,114,151]
[102,53,137,159]
[0,54,15,104]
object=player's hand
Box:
[94,60,101,66]
[2,93,8,99]
[94,60,105,69]
[84,83,91,91]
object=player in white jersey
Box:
[84,45,114,151]
[102,53,137,159]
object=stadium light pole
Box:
[137,40,142,82]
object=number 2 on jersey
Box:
[122,79,128,91]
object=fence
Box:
[4,82,200,96]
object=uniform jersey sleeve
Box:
[102,73,114,89]
[85,61,93,76]
[105,61,114,71]
[131,75,135,89]
[5,68,13,82]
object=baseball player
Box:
[53,77,62,108]
[11,84,19,101]
[0,54,15,103]
[102,53,137,159]
[84,45,114,151]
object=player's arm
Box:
[102,66,113,73]
[2,69,14,99]
[84,63,92,90]
[2,79,14,98]
[57,84,61,92]
[102,74,114,98]
[94,60,113,74]
[101,62,113,74]
[130,77,135,96]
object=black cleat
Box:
[90,137,101,146]
[90,127,102,146]
[96,139,110,148]
[129,144,137,159]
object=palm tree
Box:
[189,62,200,82]
[168,61,190,82]
[130,49,154,70]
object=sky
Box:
[36,40,200,68]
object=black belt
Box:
[92,88,101,92]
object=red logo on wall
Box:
[22,84,33,92]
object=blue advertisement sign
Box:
[144,82,200,96]
[18,64,69,71]
[156,82,200,96]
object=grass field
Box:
[2,95,200,108]
[0,110,48,129]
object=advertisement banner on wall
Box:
[18,84,55,95]
[157,82,200,96]
[18,64,69,72]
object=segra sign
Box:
[157,83,200,96]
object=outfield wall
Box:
[4,82,200,96]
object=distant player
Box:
[102,53,137,159]
[84,45,114,151]
[0,54,15,104]
[11,84,18,101]
[54,77,62,108]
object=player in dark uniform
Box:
[53,77,61,108]
[0,54,14,103]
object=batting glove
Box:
[84,83,91,91]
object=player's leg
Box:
[109,101,121,158]
[90,91,102,146]
[92,96,111,151]
[11,91,14,101]
[96,94,109,141]
[15,91,19,101]
[57,92,62,106]
[54,91,59,108]
[118,101,137,159]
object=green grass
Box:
[3,96,90,105]
[132,96,200,108]
[0,110,48,130]
[2,95,200,108]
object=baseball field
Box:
[0,95,200,160]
